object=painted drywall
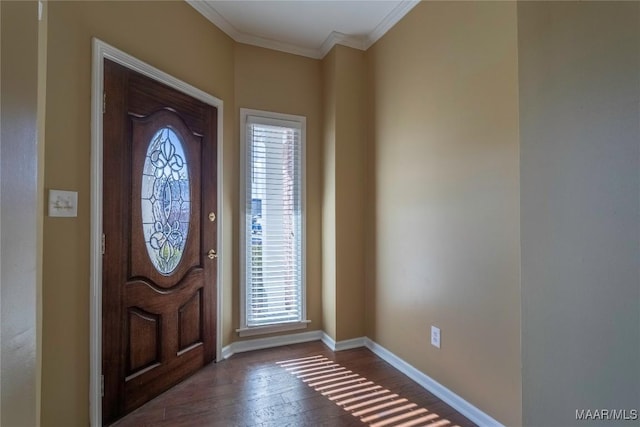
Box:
[366,2,522,425]
[330,46,367,341]
[233,43,323,340]
[42,1,235,425]
[519,2,640,425]
[321,45,367,341]
[36,1,48,425]
[321,47,338,339]
[1,1,40,426]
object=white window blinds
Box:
[241,112,305,329]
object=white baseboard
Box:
[221,331,502,426]
[221,330,323,359]
[220,344,234,360]
[364,338,504,427]
[320,332,335,350]
[321,333,366,351]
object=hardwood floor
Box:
[112,341,476,427]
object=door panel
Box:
[102,59,217,424]
[178,290,203,351]
[126,308,161,376]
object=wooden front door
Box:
[102,59,217,424]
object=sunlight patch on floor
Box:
[276,355,460,427]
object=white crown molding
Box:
[186,0,240,40]
[187,0,419,59]
[319,31,367,58]
[234,32,322,60]
[365,0,420,50]
[187,0,321,58]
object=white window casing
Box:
[238,108,308,337]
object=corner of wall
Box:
[36,1,49,424]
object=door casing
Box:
[89,38,224,426]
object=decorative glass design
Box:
[141,127,190,275]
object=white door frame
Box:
[89,38,224,426]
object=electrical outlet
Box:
[431,326,441,349]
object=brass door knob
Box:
[207,249,218,259]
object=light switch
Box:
[431,326,441,349]
[48,190,78,217]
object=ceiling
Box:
[187,0,419,59]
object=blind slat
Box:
[244,119,304,328]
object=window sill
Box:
[236,320,311,337]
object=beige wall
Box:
[329,46,367,341]
[322,45,367,342]
[233,43,323,339]
[34,1,640,426]
[36,2,49,425]
[366,2,521,425]
[42,1,234,425]
[519,2,640,425]
[1,1,41,426]
[321,47,337,338]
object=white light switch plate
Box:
[48,190,78,217]
[431,326,441,349]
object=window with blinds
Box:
[239,109,306,335]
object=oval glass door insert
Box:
[141,127,190,275]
